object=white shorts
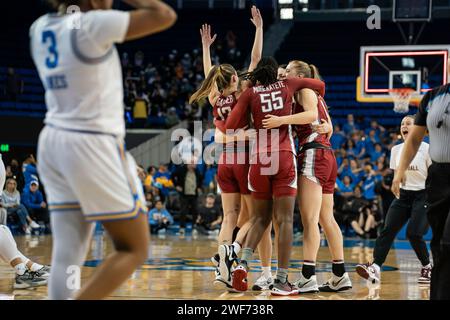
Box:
[37,126,147,222]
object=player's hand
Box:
[40,202,47,208]
[262,115,284,129]
[250,5,263,29]
[312,119,331,134]
[200,24,217,47]
[391,170,406,199]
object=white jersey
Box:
[30,10,130,137]
[390,141,431,191]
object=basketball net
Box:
[389,88,414,113]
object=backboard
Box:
[357,45,449,104]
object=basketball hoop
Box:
[389,88,415,113]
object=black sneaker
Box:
[14,270,47,289]
[218,244,237,282]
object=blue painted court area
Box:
[84,257,398,273]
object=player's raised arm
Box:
[248,6,263,72]
[262,88,318,129]
[123,0,177,41]
[200,24,217,78]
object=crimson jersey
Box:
[295,93,331,148]
[213,92,247,133]
[225,77,325,154]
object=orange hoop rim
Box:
[388,88,416,96]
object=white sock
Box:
[49,211,95,300]
[29,262,44,272]
[261,266,271,278]
[423,263,432,269]
[14,263,27,276]
[232,242,241,254]
[373,263,381,272]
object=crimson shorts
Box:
[248,151,297,200]
[298,148,337,194]
[217,151,250,194]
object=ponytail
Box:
[309,64,321,80]
[289,60,322,80]
[189,64,237,104]
[189,66,220,104]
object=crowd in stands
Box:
[331,113,416,238]
[2,111,410,239]
[122,30,245,129]
[1,155,50,234]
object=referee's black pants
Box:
[373,189,430,267]
[426,162,450,300]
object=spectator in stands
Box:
[202,164,217,193]
[145,192,154,210]
[1,178,39,234]
[166,107,180,127]
[137,165,147,194]
[351,132,366,158]
[350,198,381,239]
[343,113,359,134]
[21,180,50,233]
[132,89,149,128]
[365,119,386,138]
[374,155,388,174]
[365,129,381,155]
[336,176,355,198]
[144,165,156,192]
[9,159,24,194]
[172,158,203,235]
[5,166,14,180]
[194,193,222,235]
[22,155,38,190]
[4,67,23,101]
[330,124,346,150]
[148,198,174,234]
[370,143,386,162]
[348,158,364,184]
[361,163,381,202]
[344,139,358,159]
[153,164,174,197]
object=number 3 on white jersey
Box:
[260,91,283,113]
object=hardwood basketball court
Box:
[0,233,430,300]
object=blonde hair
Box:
[288,60,321,80]
[189,64,236,104]
[5,178,17,191]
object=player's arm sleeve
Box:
[83,10,131,50]
[389,147,397,170]
[415,91,431,127]
[225,90,250,130]
[214,119,226,133]
[286,78,325,97]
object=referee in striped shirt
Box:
[392,66,450,300]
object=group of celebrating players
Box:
[189,7,351,296]
[194,6,432,296]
